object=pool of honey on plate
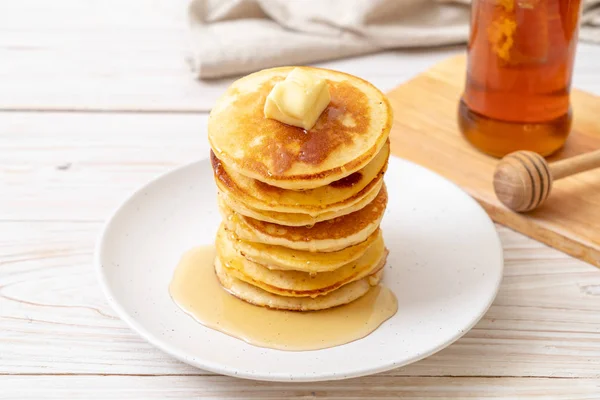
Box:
[169,246,398,351]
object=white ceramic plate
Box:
[96,156,503,382]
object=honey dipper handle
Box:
[550,149,600,180]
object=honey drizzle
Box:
[169,246,398,351]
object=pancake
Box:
[220,184,388,252]
[211,141,389,216]
[215,257,384,311]
[230,228,382,273]
[217,176,383,227]
[208,66,393,190]
[216,224,387,297]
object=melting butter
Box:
[169,246,398,351]
[264,68,331,130]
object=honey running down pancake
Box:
[208,67,393,190]
[216,224,387,297]
[217,177,382,227]
[210,142,389,216]
[215,257,384,311]
[230,229,382,273]
[220,184,388,252]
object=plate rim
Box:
[94,155,504,382]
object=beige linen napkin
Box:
[189,0,600,79]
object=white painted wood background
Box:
[1,0,600,398]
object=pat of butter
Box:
[264,68,331,130]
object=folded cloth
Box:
[189,0,600,79]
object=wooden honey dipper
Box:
[493,149,600,212]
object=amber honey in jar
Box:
[459,0,582,157]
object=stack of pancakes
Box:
[208,66,393,311]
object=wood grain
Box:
[2,221,600,377]
[3,0,600,396]
[2,376,600,399]
[493,151,554,212]
[1,112,599,391]
[387,55,600,268]
[493,149,600,212]
[550,149,600,179]
[0,0,460,112]
[2,0,600,113]
[0,112,209,221]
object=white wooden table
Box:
[2,1,600,398]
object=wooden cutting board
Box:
[387,54,600,268]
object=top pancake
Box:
[208,66,393,190]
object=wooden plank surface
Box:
[2,376,600,399]
[2,0,596,113]
[2,219,600,378]
[388,55,600,268]
[2,112,600,398]
[0,0,460,112]
[2,0,600,397]
[0,112,209,221]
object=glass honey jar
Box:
[458,0,583,157]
